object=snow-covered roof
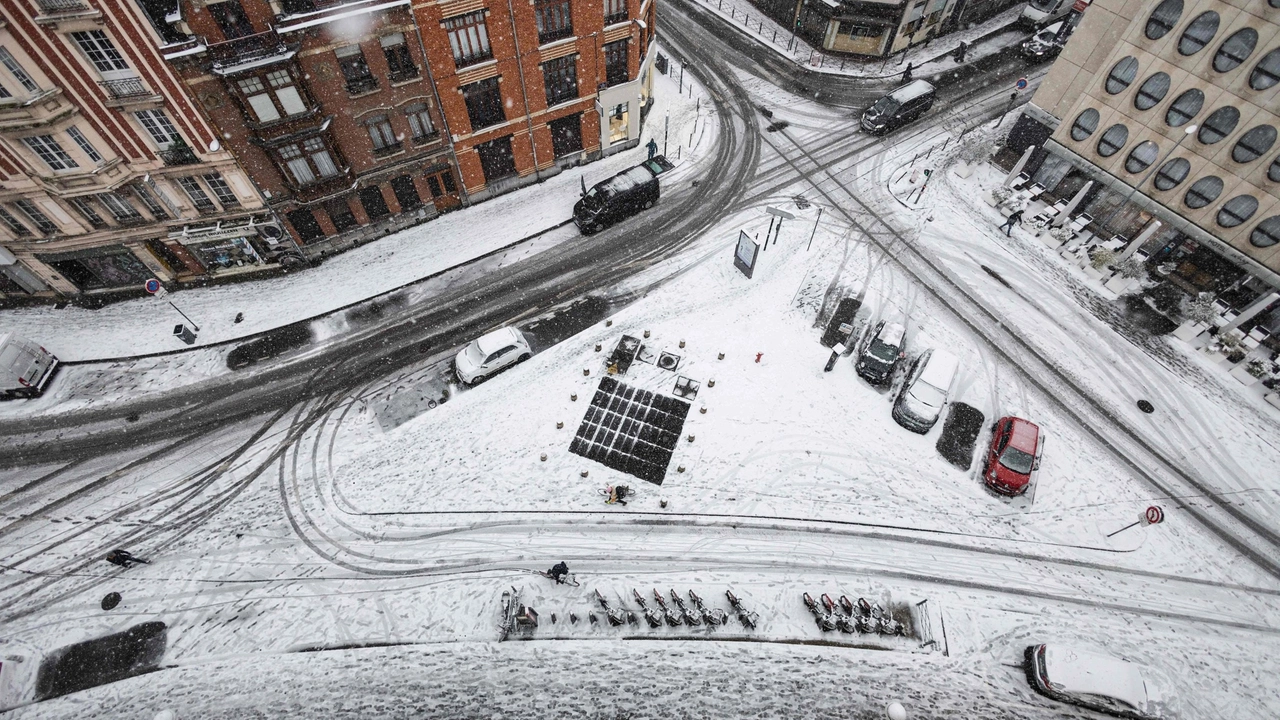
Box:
[476,327,520,355]
[890,80,934,103]
[1044,646,1148,711]
[879,322,906,346]
[601,166,654,195]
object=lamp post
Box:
[1098,124,1197,235]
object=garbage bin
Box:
[173,323,197,345]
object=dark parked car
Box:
[861,80,935,135]
[573,155,674,234]
[855,320,906,385]
[935,402,985,469]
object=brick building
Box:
[413,0,658,200]
[144,0,461,253]
[0,0,275,304]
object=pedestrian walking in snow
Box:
[646,138,658,159]
[998,209,1024,236]
[902,63,913,82]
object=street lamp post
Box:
[1098,124,1197,235]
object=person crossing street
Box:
[998,208,1025,236]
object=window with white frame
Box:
[236,70,308,124]
[22,135,79,171]
[14,199,58,234]
[0,47,39,93]
[96,191,142,221]
[177,177,216,212]
[131,183,169,219]
[381,33,419,81]
[202,173,240,208]
[366,115,399,154]
[278,137,339,186]
[66,126,103,163]
[68,197,107,228]
[405,104,436,142]
[70,30,130,73]
[445,11,492,67]
[134,109,182,148]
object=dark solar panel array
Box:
[569,376,690,485]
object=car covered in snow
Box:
[861,80,935,135]
[454,327,532,385]
[855,320,906,385]
[935,402,985,469]
[982,416,1042,495]
[892,349,959,433]
[1024,644,1160,719]
[1020,21,1068,61]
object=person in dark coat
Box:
[902,63,913,82]
[999,208,1024,236]
[549,562,570,583]
[106,549,135,568]
[646,138,658,159]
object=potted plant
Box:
[986,184,1014,207]
[1174,292,1216,341]
[1105,255,1146,294]
[1084,248,1114,281]
[1044,225,1074,247]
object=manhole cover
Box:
[101,592,122,611]
[1137,400,1154,414]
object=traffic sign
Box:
[1143,505,1165,525]
[1015,77,1029,92]
[144,278,161,294]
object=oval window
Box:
[1270,155,1280,183]
[1097,124,1130,157]
[1217,195,1258,227]
[1106,57,1139,94]
[1185,176,1224,209]
[1251,216,1280,247]
[1198,106,1240,144]
[1133,73,1171,110]
[1272,0,1280,8]
[1166,89,1204,127]
[1251,48,1280,90]
[1231,125,1277,164]
[1125,141,1160,173]
[1154,157,1191,190]
[1214,28,1258,72]
[1178,12,1220,56]
[1071,108,1101,141]
[1145,0,1183,40]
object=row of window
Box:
[446,1,630,70]
[1073,105,1279,167]
[285,170,460,243]
[0,175,237,239]
[17,109,182,174]
[1144,0,1280,88]
[458,44,625,133]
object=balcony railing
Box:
[37,0,89,12]
[279,0,360,14]
[159,146,200,166]
[208,31,294,75]
[99,78,151,100]
[345,75,378,94]
[372,141,404,157]
[604,10,629,25]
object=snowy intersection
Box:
[4,22,1280,720]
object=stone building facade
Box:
[0,0,275,304]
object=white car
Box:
[892,349,959,433]
[454,327,532,385]
[1025,644,1161,719]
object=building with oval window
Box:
[1009,0,1280,325]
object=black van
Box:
[573,155,674,234]
[860,80,936,135]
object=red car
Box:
[982,416,1041,495]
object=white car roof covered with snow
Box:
[890,80,934,103]
[475,327,522,355]
[1044,646,1149,711]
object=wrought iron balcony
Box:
[208,30,295,75]
[159,146,200,166]
[98,78,151,100]
[345,75,378,94]
[604,10,629,25]
[37,0,89,12]
[372,141,404,157]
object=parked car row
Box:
[853,319,1044,496]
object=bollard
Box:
[583,368,590,376]
[571,393,578,401]
[643,330,651,338]
[679,340,685,348]
[718,352,725,360]
[708,379,716,387]
[556,421,564,429]
[541,453,548,462]
[581,470,589,478]
[661,497,670,507]
[700,406,707,414]
[687,434,696,442]
[606,319,613,326]
[595,343,602,352]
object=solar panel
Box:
[570,376,689,484]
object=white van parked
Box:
[0,333,59,400]
[1025,644,1161,719]
[892,349,959,433]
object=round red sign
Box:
[1145,505,1164,524]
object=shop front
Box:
[35,247,152,293]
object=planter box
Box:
[1266,393,1280,410]
[953,162,973,178]
[1105,275,1138,294]
[983,190,1000,207]
[1173,321,1209,342]
[1083,266,1109,281]
[1230,364,1261,385]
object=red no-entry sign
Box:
[1144,505,1165,525]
